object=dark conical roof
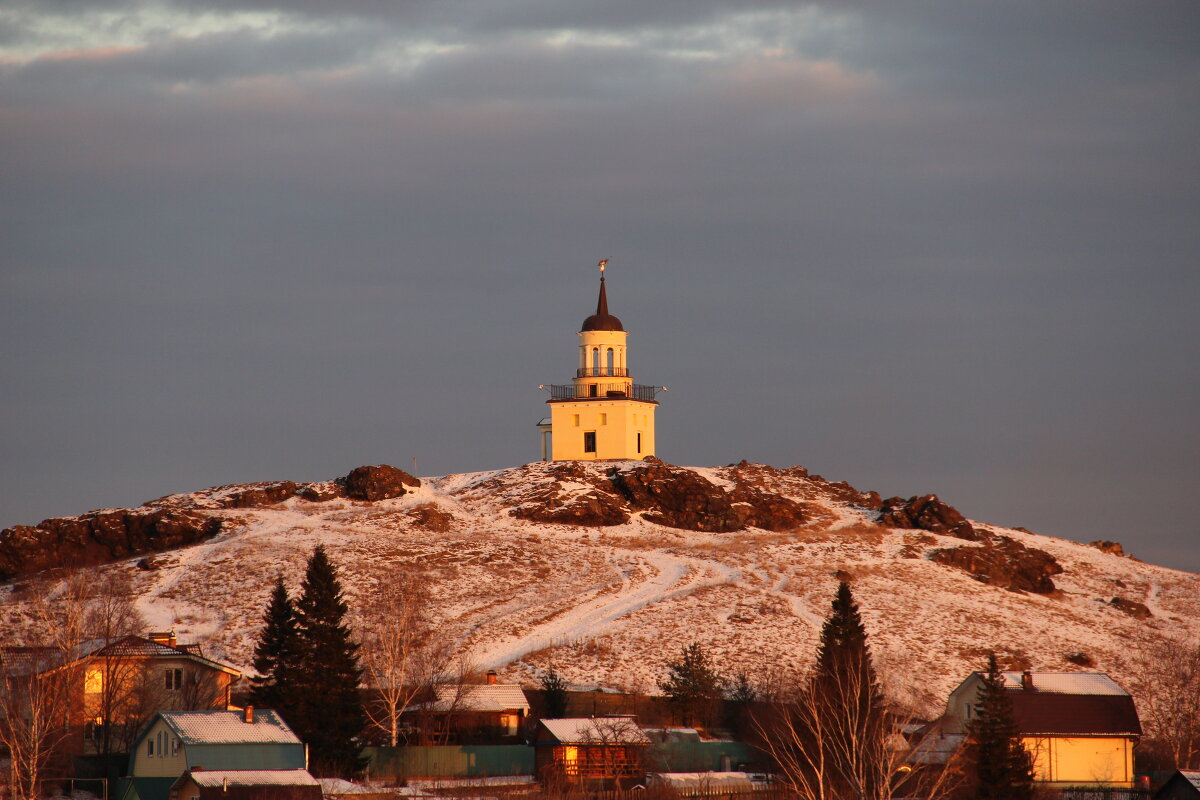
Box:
[581,277,624,331]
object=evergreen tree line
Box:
[249,545,366,778]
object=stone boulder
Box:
[930,537,1063,594]
[1110,596,1152,619]
[615,462,749,532]
[217,481,299,508]
[343,465,421,501]
[880,494,981,541]
[1090,540,1128,557]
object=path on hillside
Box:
[469,548,740,671]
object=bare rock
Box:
[296,482,345,502]
[217,481,298,508]
[1110,596,1152,619]
[407,503,456,531]
[343,465,421,501]
[930,537,1063,594]
[615,462,748,532]
[880,494,982,541]
[0,509,220,582]
[1090,540,1127,557]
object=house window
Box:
[165,668,183,691]
[583,432,597,453]
[85,668,103,694]
[147,738,155,757]
[171,737,180,756]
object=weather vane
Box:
[597,258,609,276]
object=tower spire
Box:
[597,258,610,316]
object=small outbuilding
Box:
[168,770,321,800]
[535,717,651,789]
[1154,771,1200,800]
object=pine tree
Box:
[293,546,367,777]
[968,653,1034,800]
[659,642,723,728]
[249,575,301,716]
[541,668,569,719]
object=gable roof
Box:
[1008,692,1141,736]
[429,684,530,713]
[539,717,650,745]
[2,636,240,678]
[156,710,301,745]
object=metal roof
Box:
[539,717,650,745]
[429,684,530,712]
[160,710,301,745]
[187,771,317,788]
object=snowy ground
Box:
[1,461,1196,716]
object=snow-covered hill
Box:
[2,460,1196,713]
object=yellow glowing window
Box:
[85,668,103,694]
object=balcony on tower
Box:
[547,383,661,402]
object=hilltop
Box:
[1,459,1196,713]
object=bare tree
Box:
[1124,636,1200,771]
[357,573,454,746]
[0,569,137,800]
[754,666,966,800]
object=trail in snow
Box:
[470,550,739,670]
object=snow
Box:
[2,460,1197,715]
[190,771,317,787]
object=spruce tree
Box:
[541,668,569,719]
[293,546,367,777]
[968,653,1035,800]
[809,581,886,796]
[659,642,724,727]
[249,575,301,716]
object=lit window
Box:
[85,668,103,694]
[583,432,597,453]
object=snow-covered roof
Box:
[160,710,301,745]
[430,684,530,712]
[539,717,650,745]
[648,773,755,791]
[996,672,1129,696]
[906,733,966,765]
[188,770,317,788]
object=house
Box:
[122,708,307,800]
[1,631,240,755]
[414,672,530,744]
[535,717,651,789]
[167,769,321,800]
[1154,771,1200,800]
[941,670,1142,789]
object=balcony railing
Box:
[548,383,661,402]
[577,367,630,378]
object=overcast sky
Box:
[2,1,1198,572]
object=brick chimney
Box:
[486,670,498,685]
[149,631,177,648]
[244,706,254,723]
[1021,671,1034,691]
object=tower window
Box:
[583,432,597,453]
[589,384,598,397]
[606,348,614,376]
[573,414,580,427]
[600,414,607,425]
[592,348,600,373]
[637,433,642,453]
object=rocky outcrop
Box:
[216,481,299,508]
[508,462,630,526]
[880,494,981,541]
[930,537,1063,594]
[343,465,421,501]
[0,508,220,582]
[1090,540,1129,558]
